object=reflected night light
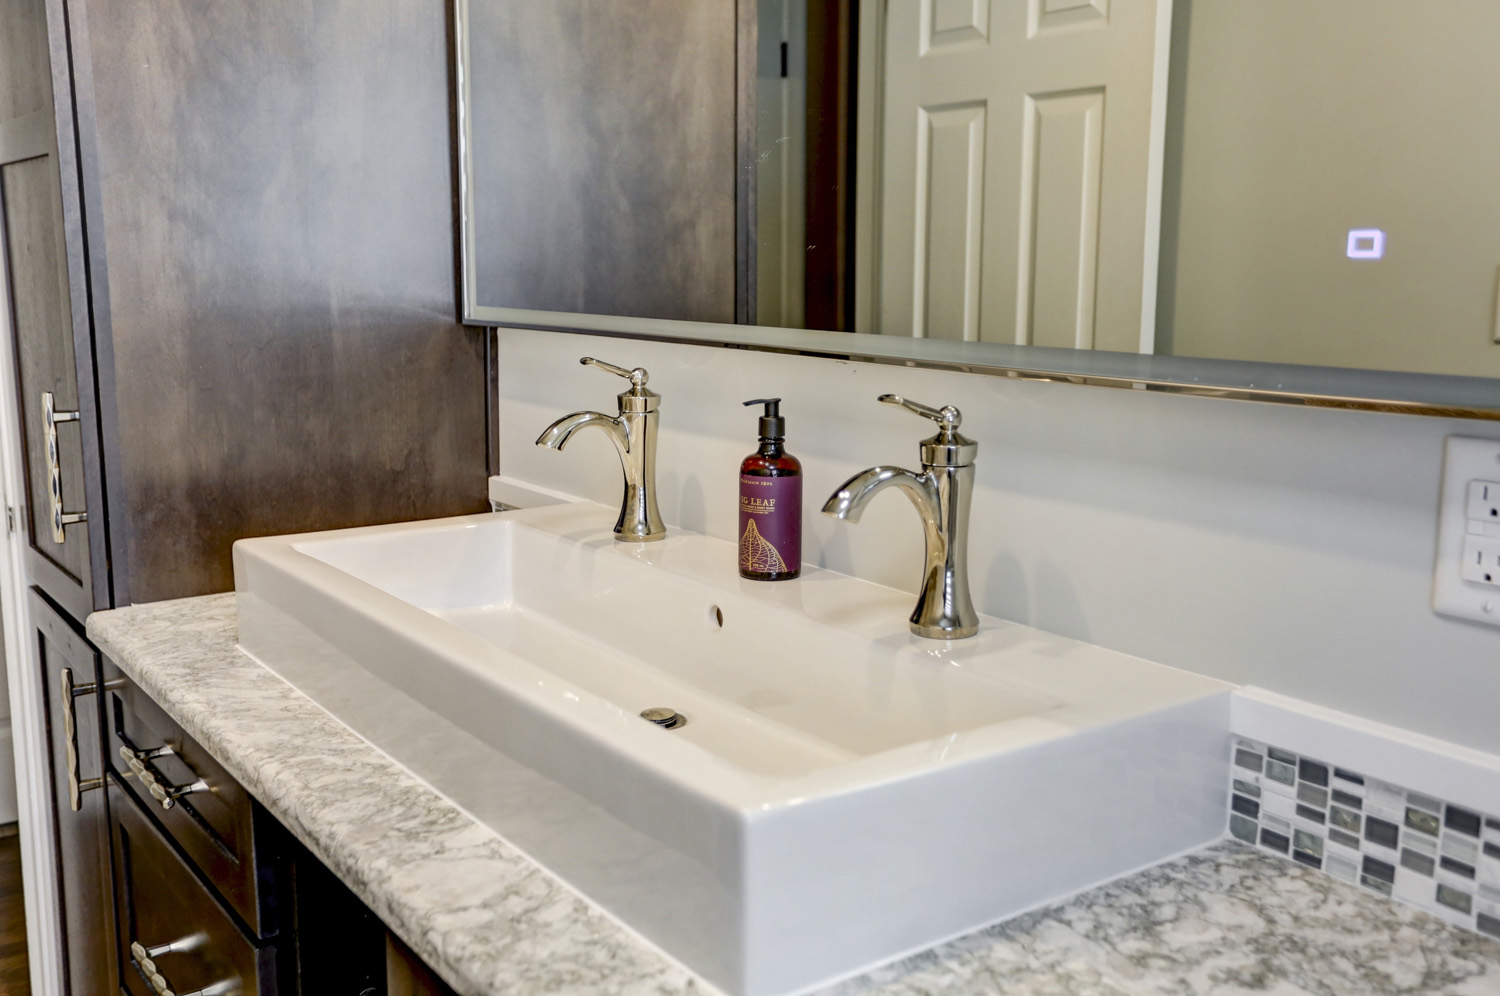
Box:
[1346,228,1386,260]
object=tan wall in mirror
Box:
[1159,0,1500,377]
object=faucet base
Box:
[613,530,667,543]
[909,620,979,640]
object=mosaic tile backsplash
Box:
[1230,737,1500,942]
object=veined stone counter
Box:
[88,594,1500,996]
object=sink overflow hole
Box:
[640,707,685,730]
[709,605,723,629]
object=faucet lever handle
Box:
[878,394,961,431]
[582,357,649,388]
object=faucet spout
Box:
[536,411,629,460]
[823,466,940,534]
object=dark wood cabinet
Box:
[1,0,110,624]
[387,934,461,996]
[103,657,288,940]
[4,0,489,987]
[7,0,489,616]
[32,589,115,995]
[59,0,488,606]
[111,773,281,996]
[33,612,408,996]
[105,663,388,996]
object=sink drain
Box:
[640,707,685,730]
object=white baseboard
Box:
[1232,686,1500,817]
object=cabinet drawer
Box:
[103,658,285,937]
[111,775,279,996]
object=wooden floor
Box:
[0,830,30,996]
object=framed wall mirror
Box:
[456,0,1500,417]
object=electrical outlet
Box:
[1433,437,1500,625]
[1460,535,1500,586]
[1469,480,1500,522]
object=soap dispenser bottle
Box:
[739,398,802,580]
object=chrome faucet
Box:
[535,357,666,542]
[823,395,978,639]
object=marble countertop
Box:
[87,594,1500,996]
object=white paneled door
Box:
[876,0,1169,351]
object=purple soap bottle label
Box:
[739,475,801,575]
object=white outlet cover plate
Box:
[1433,435,1500,626]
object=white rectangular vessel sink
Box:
[234,503,1231,996]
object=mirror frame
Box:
[454,0,1500,422]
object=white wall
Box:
[495,328,1500,755]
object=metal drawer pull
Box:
[130,937,233,996]
[171,983,236,996]
[42,391,87,543]
[119,742,174,763]
[61,668,104,811]
[118,744,209,810]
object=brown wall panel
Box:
[468,0,738,323]
[73,0,487,600]
[0,0,51,122]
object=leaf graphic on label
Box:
[740,519,788,574]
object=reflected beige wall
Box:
[1158,1,1500,377]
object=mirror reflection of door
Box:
[867,0,1167,350]
[757,0,809,329]
[757,0,858,332]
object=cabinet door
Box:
[32,588,115,995]
[0,0,111,621]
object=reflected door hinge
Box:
[6,507,14,533]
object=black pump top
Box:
[743,398,785,440]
